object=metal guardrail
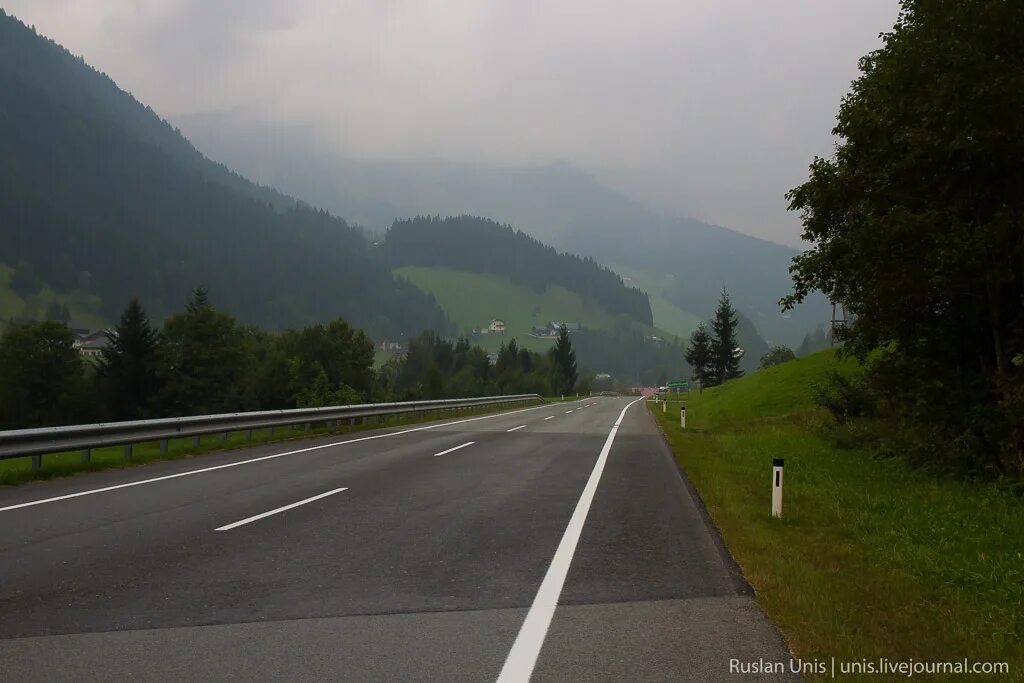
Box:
[0,394,544,468]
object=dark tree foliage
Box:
[709,289,744,385]
[551,325,579,395]
[569,328,685,387]
[684,323,713,390]
[0,14,448,339]
[384,215,654,325]
[759,346,797,370]
[784,0,1024,479]
[383,332,553,400]
[0,320,86,428]
[159,289,249,416]
[96,298,162,420]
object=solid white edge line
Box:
[496,396,644,683]
[507,425,527,432]
[215,487,347,531]
[433,441,475,457]
[0,402,553,513]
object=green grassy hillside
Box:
[651,349,1023,680]
[611,264,702,339]
[0,263,107,330]
[394,266,661,353]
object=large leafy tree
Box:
[0,321,85,428]
[551,325,578,395]
[684,322,713,391]
[96,298,162,420]
[710,289,744,385]
[784,0,1024,476]
[159,288,247,416]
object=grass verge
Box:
[0,401,532,487]
[649,350,1023,682]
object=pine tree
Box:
[97,298,162,419]
[684,322,713,392]
[710,289,744,385]
[551,324,578,394]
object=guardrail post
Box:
[160,439,168,453]
[193,436,201,448]
[246,429,253,441]
[123,443,132,460]
[81,448,91,463]
[269,426,275,437]
[31,454,42,470]
[221,432,228,442]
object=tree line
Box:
[784,0,1024,482]
[0,291,581,430]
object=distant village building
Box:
[530,321,581,338]
[487,319,506,334]
[73,331,110,358]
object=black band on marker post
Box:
[773,458,784,467]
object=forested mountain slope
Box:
[384,216,653,326]
[0,13,447,337]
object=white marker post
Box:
[771,458,784,519]
[662,401,666,413]
[680,405,686,429]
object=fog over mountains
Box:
[178,113,830,347]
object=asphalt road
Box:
[0,396,795,682]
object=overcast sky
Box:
[7,0,898,246]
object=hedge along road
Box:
[0,396,794,682]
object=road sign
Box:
[666,380,688,389]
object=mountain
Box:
[0,12,447,337]
[174,115,830,348]
[384,216,653,326]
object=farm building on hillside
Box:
[530,321,582,338]
[475,319,506,335]
[73,331,110,358]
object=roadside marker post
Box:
[680,405,686,429]
[662,401,666,413]
[771,458,784,518]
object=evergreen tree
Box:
[97,298,162,419]
[684,322,713,392]
[710,289,744,385]
[551,325,578,394]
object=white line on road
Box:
[564,410,574,414]
[506,425,527,432]
[0,402,554,513]
[543,416,555,421]
[433,441,475,457]
[215,487,347,531]
[496,395,644,683]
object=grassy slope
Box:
[0,263,107,330]
[611,264,702,339]
[651,349,1022,681]
[394,266,676,353]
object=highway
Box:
[0,396,795,682]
